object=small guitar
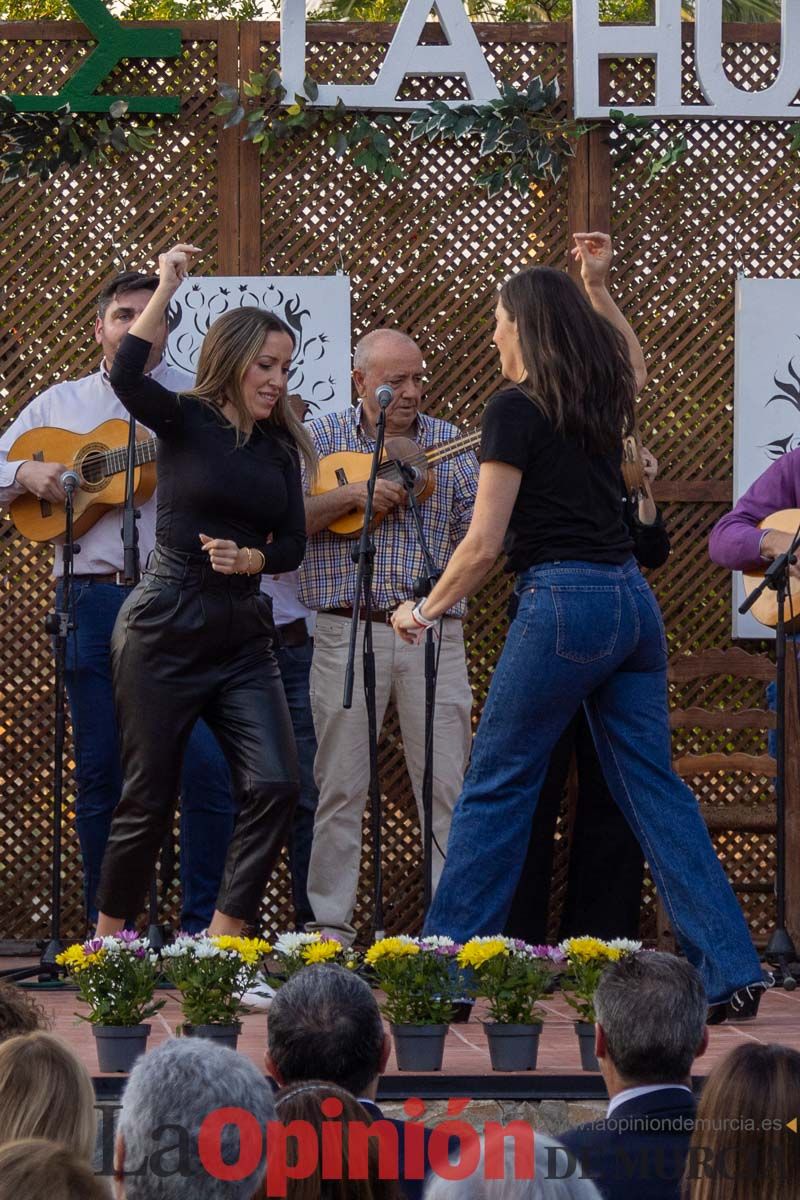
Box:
[741,508,800,630]
[312,430,481,536]
[8,419,156,543]
[621,435,647,502]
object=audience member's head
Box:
[423,1135,602,1200]
[0,1031,96,1159]
[0,982,49,1043]
[593,952,708,1093]
[274,1080,400,1200]
[116,1036,274,1200]
[266,965,390,1100]
[683,1043,800,1200]
[0,1139,110,1200]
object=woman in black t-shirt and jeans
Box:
[392,234,765,1016]
[94,244,314,939]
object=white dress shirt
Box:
[261,569,315,633]
[607,1083,693,1117]
[0,358,193,577]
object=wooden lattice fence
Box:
[0,20,795,947]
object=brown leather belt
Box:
[276,617,310,647]
[72,572,128,586]
[322,606,394,624]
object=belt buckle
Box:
[114,571,129,587]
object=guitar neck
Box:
[423,429,481,466]
[102,438,157,477]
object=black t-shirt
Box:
[109,334,306,572]
[480,386,634,572]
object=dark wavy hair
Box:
[498,266,636,456]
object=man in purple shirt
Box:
[709,451,800,571]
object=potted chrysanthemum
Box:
[458,937,564,1071]
[56,932,163,1072]
[364,935,463,1072]
[272,931,360,979]
[560,937,641,1070]
[160,933,271,1048]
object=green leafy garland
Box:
[216,70,590,196]
[609,108,688,181]
[7,63,797,193]
[0,97,157,183]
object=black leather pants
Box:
[95,544,299,924]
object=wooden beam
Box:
[216,20,240,275]
[238,21,263,275]
[674,753,777,776]
[669,648,775,682]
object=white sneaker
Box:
[240,977,277,1011]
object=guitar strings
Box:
[92,429,477,482]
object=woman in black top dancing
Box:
[392,233,764,1012]
[94,244,315,937]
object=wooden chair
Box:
[657,647,778,950]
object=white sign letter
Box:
[695,0,800,118]
[282,0,499,111]
[573,0,683,118]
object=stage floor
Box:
[7,959,800,1102]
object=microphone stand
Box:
[739,527,800,989]
[343,397,389,940]
[121,414,166,950]
[397,462,442,912]
[1,479,79,985]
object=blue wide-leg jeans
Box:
[424,558,762,1004]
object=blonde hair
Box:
[0,1032,96,1161]
[0,1140,110,1200]
[188,307,317,479]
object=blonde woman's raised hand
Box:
[571,232,613,291]
[157,243,203,294]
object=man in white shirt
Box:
[0,271,234,932]
[560,953,707,1200]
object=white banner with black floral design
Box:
[733,277,800,638]
[164,274,351,419]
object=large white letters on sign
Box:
[696,0,800,116]
[573,0,800,119]
[573,0,683,118]
[281,0,500,110]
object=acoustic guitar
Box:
[621,434,647,502]
[311,430,481,536]
[741,508,800,630]
[8,419,156,543]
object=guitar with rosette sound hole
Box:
[9,419,156,543]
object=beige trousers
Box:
[306,612,473,944]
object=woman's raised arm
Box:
[109,244,202,436]
[572,232,647,394]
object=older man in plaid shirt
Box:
[299,329,479,944]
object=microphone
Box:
[60,469,80,493]
[376,384,394,409]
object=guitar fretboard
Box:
[425,429,481,466]
[97,439,157,478]
[376,429,481,478]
